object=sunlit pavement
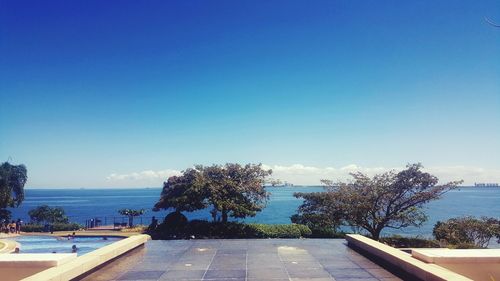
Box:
[77,239,402,281]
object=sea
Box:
[7,186,500,242]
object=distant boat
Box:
[474,183,499,187]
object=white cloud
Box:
[262,164,500,186]
[106,169,182,187]
[105,164,500,187]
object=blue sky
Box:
[1,1,499,188]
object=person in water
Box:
[72,245,78,253]
[67,231,77,240]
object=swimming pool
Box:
[11,235,123,256]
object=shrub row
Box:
[22,223,82,232]
[150,219,313,239]
[247,223,311,238]
[380,235,440,248]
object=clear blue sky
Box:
[1,1,499,187]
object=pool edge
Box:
[19,234,150,281]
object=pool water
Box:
[11,235,123,256]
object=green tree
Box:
[28,205,69,224]
[154,163,272,223]
[433,216,500,248]
[295,163,462,240]
[203,163,271,223]
[118,208,145,227]
[153,168,207,213]
[291,191,344,233]
[0,162,28,221]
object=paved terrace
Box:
[78,239,401,281]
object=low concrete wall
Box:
[0,253,77,281]
[412,248,500,281]
[0,253,76,267]
[20,234,150,281]
[346,234,472,281]
[0,239,19,254]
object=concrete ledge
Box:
[0,239,19,254]
[0,253,76,267]
[346,234,472,281]
[412,248,500,281]
[20,234,150,281]
[412,248,500,264]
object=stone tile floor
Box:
[78,239,402,281]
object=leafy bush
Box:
[121,225,147,233]
[28,205,69,224]
[294,223,313,237]
[248,224,302,238]
[0,209,11,222]
[22,223,82,232]
[150,220,312,239]
[380,235,440,248]
[433,216,500,248]
[163,211,188,228]
[308,227,346,238]
[290,213,345,238]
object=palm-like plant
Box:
[118,209,145,227]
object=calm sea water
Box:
[8,187,500,239]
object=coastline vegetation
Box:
[2,160,499,248]
[433,216,500,248]
[293,163,462,240]
[0,162,27,222]
[118,209,145,227]
[153,163,271,222]
[29,205,70,224]
[22,223,82,232]
[151,217,313,239]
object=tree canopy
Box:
[0,162,27,209]
[29,205,69,224]
[294,163,462,240]
[154,163,272,223]
[0,162,28,221]
[291,191,344,232]
[433,216,500,248]
[153,168,207,213]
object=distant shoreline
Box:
[23,185,498,190]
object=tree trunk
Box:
[370,227,382,240]
[210,208,217,222]
[221,208,228,223]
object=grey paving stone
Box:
[326,268,374,278]
[118,270,165,280]
[78,239,401,281]
[216,249,247,255]
[334,278,378,281]
[286,268,332,279]
[247,267,288,279]
[159,269,205,280]
[366,267,399,278]
[290,278,334,281]
[247,279,289,281]
[204,269,246,279]
[322,261,361,269]
[353,259,381,269]
[283,260,323,269]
